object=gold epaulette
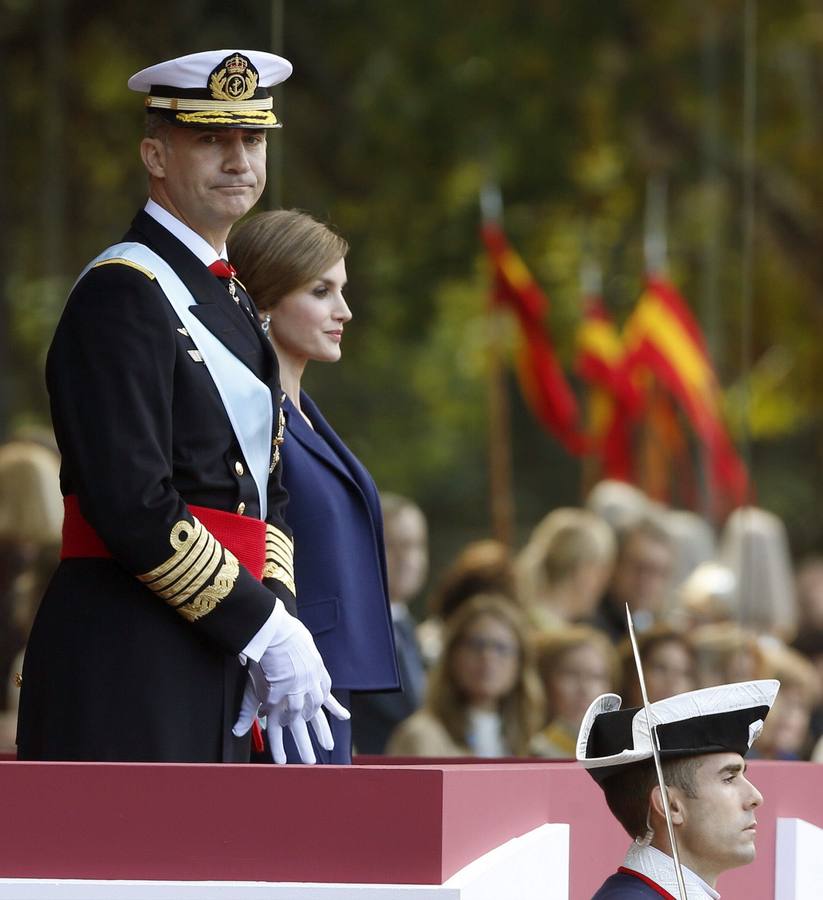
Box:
[92,258,156,280]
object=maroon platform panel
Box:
[2,761,564,885]
[2,762,446,884]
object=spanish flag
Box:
[481,222,585,454]
[623,277,749,511]
[575,296,642,480]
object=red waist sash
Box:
[61,494,268,753]
[61,494,267,581]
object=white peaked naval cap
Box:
[128,49,292,129]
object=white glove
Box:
[232,599,350,764]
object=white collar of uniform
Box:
[144,199,228,267]
[622,843,720,899]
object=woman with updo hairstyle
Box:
[228,210,399,764]
[386,594,544,757]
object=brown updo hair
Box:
[228,209,349,313]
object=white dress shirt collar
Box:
[144,199,228,267]
[622,843,720,899]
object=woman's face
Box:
[451,613,520,710]
[268,257,351,367]
[546,643,612,728]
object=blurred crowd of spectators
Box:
[2,430,823,765]
[356,479,823,764]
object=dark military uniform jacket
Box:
[17,209,295,762]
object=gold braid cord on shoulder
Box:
[138,517,239,622]
[91,258,156,280]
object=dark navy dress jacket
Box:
[280,392,399,693]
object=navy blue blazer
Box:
[280,391,399,691]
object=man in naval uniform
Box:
[577,679,779,898]
[17,49,347,764]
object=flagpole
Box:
[643,174,668,279]
[578,254,603,502]
[480,184,515,548]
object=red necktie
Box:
[208,259,237,280]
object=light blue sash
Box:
[76,242,272,519]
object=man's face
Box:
[384,506,429,603]
[143,126,266,241]
[674,752,763,883]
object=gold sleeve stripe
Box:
[142,523,211,592]
[265,537,294,569]
[138,518,239,621]
[140,519,207,582]
[92,258,156,280]
[266,548,292,574]
[152,529,216,595]
[165,541,223,605]
[266,527,293,557]
[178,550,240,622]
[263,524,295,595]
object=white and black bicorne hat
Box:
[128,49,292,129]
[577,680,780,785]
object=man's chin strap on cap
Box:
[626,603,688,900]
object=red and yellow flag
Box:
[623,277,748,511]
[481,222,585,454]
[575,296,643,481]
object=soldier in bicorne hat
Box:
[17,50,347,764]
[578,679,779,898]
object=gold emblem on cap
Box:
[209,53,258,102]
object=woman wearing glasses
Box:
[386,594,543,757]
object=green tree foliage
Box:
[4,0,823,565]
